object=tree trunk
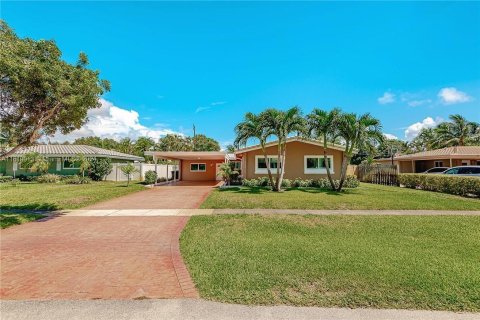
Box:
[278,142,287,191]
[273,140,282,191]
[0,144,23,160]
[323,135,336,190]
[337,154,351,191]
[261,143,275,190]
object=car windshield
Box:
[444,168,459,174]
[428,168,446,172]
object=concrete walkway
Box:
[1,299,478,320]
[60,209,480,216]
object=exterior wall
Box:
[181,159,224,181]
[239,141,344,180]
[398,158,480,173]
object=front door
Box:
[215,163,223,181]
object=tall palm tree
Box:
[262,106,304,191]
[336,112,383,191]
[234,112,275,188]
[435,114,479,147]
[306,108,340,190]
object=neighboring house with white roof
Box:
[0,145,144,178]
[375,146,480,173]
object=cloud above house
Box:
[377,92,395,105]
[407,99,432,107]
[383,133,398,140]
[438,87,471,104]
[49,98,179,142]
[404,117,441,140]
[195,101,228,113]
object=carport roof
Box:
[145,151,227,161]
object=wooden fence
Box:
[357,164,399,186]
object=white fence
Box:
[105,163,179,182]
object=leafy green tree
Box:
[225,144,236,153]
[72,154,90,177]
[306,108,340,190]
[192,134,220,151]
[134,136,155,162]
[118,137,135,155]
[409,128,438,152]
[19,152,49,174]
[336,112,383,191]
[262,107,305,191]
[88,158,112,181]
[0,21,110,159]
[235,112,275,188]
[157,134,192,151]
[376,138,408,164]
[120,163,139,186]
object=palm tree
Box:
[262,106,305,191]
[72,154,90,177]
[306,108,340,190]
[336,112,383,191]
[234,112,275,188]
[217,163,239,186]
[435,114,479,147]
[409,128,438,152]
[19,152,49,174]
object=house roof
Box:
[145,151,228,161]
[5,145,144,161]
[235,136,347,154]
[393,146,480,161]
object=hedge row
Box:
[398,173,480,197]
[0,176,14,183]
[242,175,360,189]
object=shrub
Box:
[144,170,157,185]
[343,175,360,188]
[157,177,167,183]
[88,158,112,181]
[399,174,480,197]
[17,174,37,182]
[241,176,360,190]
[63,175,91,184]
[0,176,13,183]
[37,174,61,183]
[10,178,20,186]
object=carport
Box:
[145,151,228,182]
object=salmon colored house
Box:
[146,137,347,182]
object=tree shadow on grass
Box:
[0,213,47,229]
[0,202,60,211]
[218,187,269,195]
[293,188,349,196]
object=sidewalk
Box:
[60,208,480,216]
[1,299,478,320]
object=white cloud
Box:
[407,99,432,107]
[404,117,441,140]
[211,101,227,106]
[50,98,179,142]
[195,106,211,113]
[378,92,395,104]
[438,87,471,104]
[383,133,398,140]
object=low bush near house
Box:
[144,170,157,185]
[63,175,92,184]
[88,158,113,181]
[157,177,167,183]
[0,176,13,183]
[17,174,37,182]
[37,174,62,184]
[242,175,359,190]
[399,174,480,197]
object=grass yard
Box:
[200,183,480,210]
[181,214,480,311]
[0,181,146,210]
[0,212,45,228]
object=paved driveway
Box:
[0,216,198,300]
[85,181,221,209]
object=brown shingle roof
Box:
[395,146,480,160]
[5,145,144,161]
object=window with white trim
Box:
[434,161,443,167]
[304,155,334,174]
[63,159,80,169]
[190,163,206,172]
[255,156,281,174]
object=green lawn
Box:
[200,183,480,210]
[181,214,480,311]
[0,181,146,210]
[0,212,45,228]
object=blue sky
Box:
[3,1,479,147]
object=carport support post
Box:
[449,158,453,168]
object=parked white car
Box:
[424,167,449,174]
[443,166,480,177]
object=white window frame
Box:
[434,161,443,167]
[63,159,80,170]
[190,163,206,172]
[255,155,281,174]
[304,155,334,174]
